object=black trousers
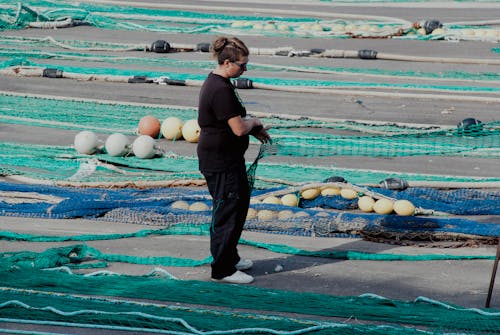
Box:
[202,164,250,279]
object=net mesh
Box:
[1,182,498,239]
[1,2,499,333]
[1,1,499,42]
[0,259,499,335]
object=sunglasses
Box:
[232,61,248,70]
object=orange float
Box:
[138,115,161,138]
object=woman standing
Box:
[197,36,271,284]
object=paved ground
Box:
[0,3,499,334]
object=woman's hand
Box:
[253,126,272,143]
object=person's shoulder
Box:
[209,75,232,90]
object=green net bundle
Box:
[1,263,499,335]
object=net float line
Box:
[2,66,500,104]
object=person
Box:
[197,36,271,284]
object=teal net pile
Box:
[0,1,407,38]
[5,140,499,189]
[1,1,499,42]
[0,244,499,335]
[268,125,499,158]
[0,91,197,135]
[1,93,499,169]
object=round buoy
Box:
[311,23,324,31]
[293,211,310,218]
[277,24,290,31]
[250,198,261,204]
[340,188,358,200]
[189,201,210,211]
[358,24,370,32]
[262,196,282,205]
[138,115,161,138]
[301,188,320,200]
[281,194,298,207]
[252,23,264,30]
[132,135,156,159]
[431,28,445,35]
[373,198,394,215]
[344,24,356,33]
[321,187,341,196]
[257,209,275,221]
[457,118,483,136]
[331,24,345,32]
[358,196,375,212]
[105,133,130,157]
[461,29,475,37]
[298,23,311,31]
[246,208,258,220]
[182,119,201,143]
[278,210,294,220]
[171,200,189,210]
[264,23,276,31]
[231,21,245,28]
[393,200,415,216]
[74,130,99,155]
[161,117,183,140]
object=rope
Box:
[0,90,194,111]
[41,36,146,52]
[6,35,499,68]
[252,83,500,103]
[374,51,500,65]
[4,175,206,189]
[3,67,500,104]
[28,18,74,29]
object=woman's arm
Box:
[227,116,261,136]
[227,116,271,143]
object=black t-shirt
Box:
[197,72,249,172]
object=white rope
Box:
[445,19,500,27]
[375,52,500,65]
[318,49,500,65]
[5,49,483,99]
[41,36,146,52]
[252,82,500,104]
[0,90,195,111]
[28,18,74,29]
[0,115,130,133]
[0,191,65,205]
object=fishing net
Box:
[1,182,498,241]
[1,1,499,42]
[0,243,499,335]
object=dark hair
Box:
[211,36,249,65]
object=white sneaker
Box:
[213,270,254,284]
[236,259,253,271]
